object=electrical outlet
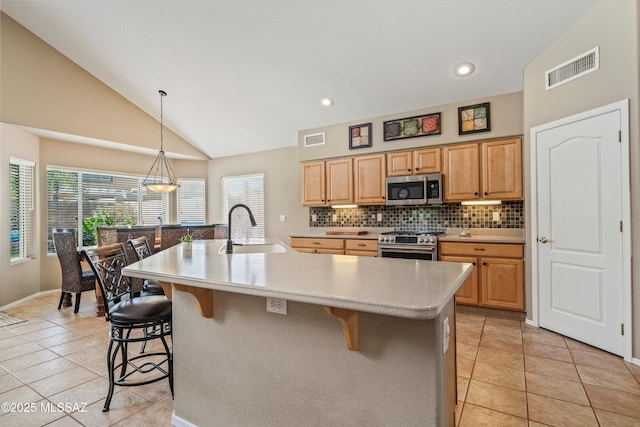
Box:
[377,213,383,222]
[442,317,450,354]
[312,214,317,222]
[279,214,286,222]
[267,297,287,315]
[493,211,500,221]
[332,214,337,222]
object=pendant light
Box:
[143,90,180,193]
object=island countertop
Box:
[122,239,472,319]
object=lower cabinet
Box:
[439,242,524,311]
[291,237,378,256]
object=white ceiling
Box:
[2,0,601,159]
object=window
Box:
[222,173,264,240]
[177,179,206,224]
[46,167,168,252]
[10,158,36,262]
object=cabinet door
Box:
[443,143,480,201]
[481,257,524,310]
[386,151,413,176]
[326,158,353,205]
[482,138,523,200]
[413,147,441,174]
[354,154,386,205]
[440,255,478,305]
[302,161,326,206]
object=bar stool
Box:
[127,236,165,296]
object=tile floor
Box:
[1,293,640,426]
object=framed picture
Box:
[349,123,372,149]
[383,112,441,142]
[458,102,491,135]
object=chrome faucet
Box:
[226,203,257,253]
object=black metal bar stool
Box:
[82,243,173,412]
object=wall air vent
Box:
[304,132,326,147]
[545,47,599,90]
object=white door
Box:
[534,106,627,356]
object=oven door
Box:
[378,245,437,261]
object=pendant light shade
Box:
[143,90,180,193]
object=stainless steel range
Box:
[377,231,445,260]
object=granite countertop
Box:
[123,239,472,320]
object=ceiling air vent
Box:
[545,47,599,90]
[304,132,326,147]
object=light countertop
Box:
[123,239,472,319]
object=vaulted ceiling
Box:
[2,0,601,159]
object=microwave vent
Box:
[304,132,325,147]
[545,47,599,90]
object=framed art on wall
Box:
[349,123,372,149]
[458,102,491,135]
[383,113,441,141]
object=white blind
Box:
[222,173,264,240]
[177,179,206,224]
[10,158,36,261]
[47,167,168,251]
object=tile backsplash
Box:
[310,201,523,231]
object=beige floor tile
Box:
[458,403,527,427]
[21,325,71,341]
[457,342,479,360]
[0,374,23,394]
[577,364,640,395]
[457,357,475,378]
[527,393,598,427]
[49,336,104,357]
[8,319,59,334]
[11,357,77,384]
[70,389,153,427]
[480,334,523,354]
[523,341,572,363]
[0,348,60,373]
[458,376,469,401]
[0,334,31,349]
[457,330,482,347]
[0,342,44,362]
[0,398,67,426]
[33,332,87,349]
[584,384,640,419]
[565,337,604,353]
[528,422,552,427]
[128,378,173,403]
[111,401,173,426]
[595,409,640,426]
[465,379,527,418]
[156,394,175,412]
[29,365,97,397]
[524,354,581,382]
[50,376,111,409]
[472,360,525,391]
[42,414,85,426]
[525,371,590,405]
[570,348,630,373]
[522,327,566,348]
[64,343,107,366]
[476,346,524,370]
[0,384,43,408]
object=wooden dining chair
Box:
[53,231,96,314]
[82,243,173,412]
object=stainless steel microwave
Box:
[385,173,443,206]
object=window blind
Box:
[222,173,264,240]
[47,167,168,251]
[10,158,36,261]
[177,179,206,224]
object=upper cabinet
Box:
[443,138,522,202]
[387,147,441,177]
[354,154,386,205]
[302,158,353,207]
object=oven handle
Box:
[379,245,436,253]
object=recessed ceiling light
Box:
[321,98,334,107]
[454,62,476,77]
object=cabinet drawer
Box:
[440,242,523,258]
[291,237,345,250]
[345,239,378,252]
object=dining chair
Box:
[53,231,97,314]
[82,243,173,412]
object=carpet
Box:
[0,312,27,327]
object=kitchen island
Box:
[123,239,472,427]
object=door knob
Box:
[538,236,550,243]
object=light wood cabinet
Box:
[302,158,353,207]
[443,138,522,202]
[291,237,378,257]
[354,154,386,205]
[387,148,441,177]
[439,241,524,311]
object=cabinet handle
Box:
[408,169,411,172]
[357,243,366,247]
[474,192,479,196]
[415,167,419,171]
[484,192,488,196]
[472,262,476,266]
[382,196,385,199]
[473,248,485,251]
[483,262,487,266]
[312,242,321,245]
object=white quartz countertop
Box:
[122,239,472,319]
[289,233,379,240]
[439,234,525,244]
